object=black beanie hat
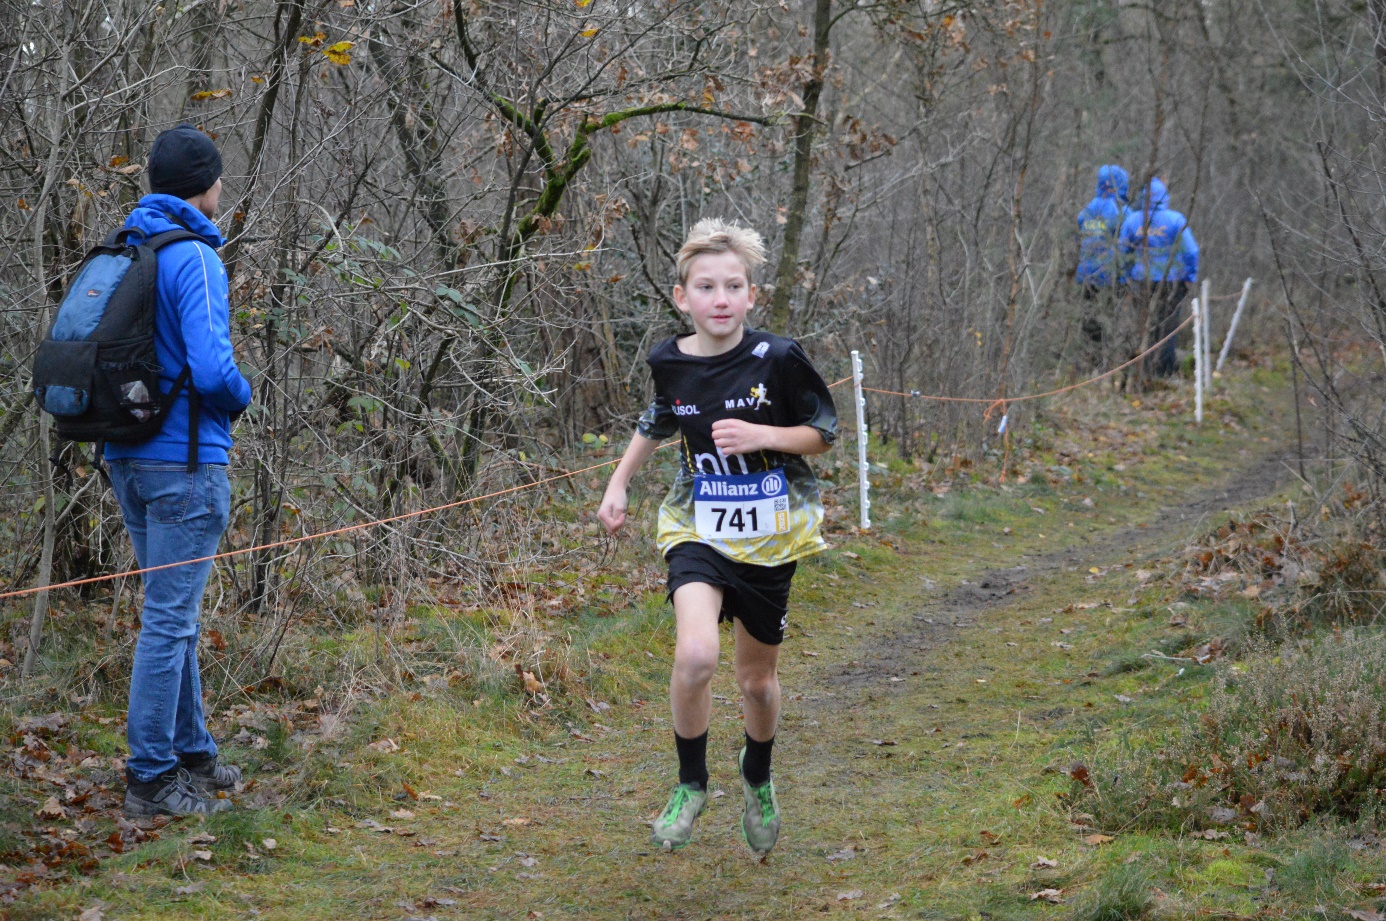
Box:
[147,124,223,199]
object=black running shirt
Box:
[636,329,838,565]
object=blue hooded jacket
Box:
[103,194,252,465]
[1074,165,1132,286]
[1119,178,1199,284]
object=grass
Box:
[11,361,1386,918]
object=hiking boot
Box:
[739,747,781,854]
[124,768,231,818]
[180,753,242,793]
[651,783,707,850]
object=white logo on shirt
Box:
[724,383,772,411]
[753,342,770,358]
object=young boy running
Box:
[597,219,838,853]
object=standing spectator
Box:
[107,125,252,816]
[1120,176,1199,376]
[1074,165,1133,357]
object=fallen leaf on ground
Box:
[1083,834,1115,846]
[825,847,859,862]
[1032,856,1058,868]
[1030,889,1065,903]
[36,796,66,820]
[368,737,400,753]
[837,890,863,901]
[78,907,106,921]
[1344,910,1384,921]
[192,849,213,861]
[391,809,415,820]
[503,817,533,827]
[186,832,216,846]
[261,838,277,851]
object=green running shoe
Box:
[651,783,707,850]
[739,747,781,854]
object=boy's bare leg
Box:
[733,617,783,853]
[733,619,781,742]
[671,583,722,737]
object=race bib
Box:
[693,468,790,539]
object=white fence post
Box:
[851,350,871,530]
[1201,278,1212,391]
[1192,296,1204,424]
[1216,277,1253,372]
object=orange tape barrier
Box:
[862,313,1195,415]
[0,377,858,602]
[0,334,1186,607]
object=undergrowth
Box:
[1083,492,1386,836]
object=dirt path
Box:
[829,447,1290,692]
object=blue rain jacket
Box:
[1074,165,1132,286]
[1119,178,1199,284]
[104,194,252,465]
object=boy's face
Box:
[673,250,756,342]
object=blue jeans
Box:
[107,460,230,782]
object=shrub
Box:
[1066,862,1155,921]
[1084,631,1386,833]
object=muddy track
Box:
[825,448,1292,689]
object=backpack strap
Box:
[158,366,200,473]
[103,225,204,251]
[186,386,200,474]
[138,226,205,471]
[144,229,204,251]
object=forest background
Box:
[1,0,1384,760]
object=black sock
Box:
[675,731,709,790]
[742,732,774,786]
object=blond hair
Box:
[676,218,767,284]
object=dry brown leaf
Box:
[1032,856,1058,868]
[261,838,277,851]
[390,809,415,820]
[836,890,863,901]
[503,817,533,827]
[1083,834,1115,846]
[36,796,65,820]
[367,737,400,753]
[1030,889,1065,903]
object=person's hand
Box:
[597,482,629,535]
[711,419,772,456]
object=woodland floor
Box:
[11,360,1384,921]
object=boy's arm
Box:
[711,421,831,457]
[598,433,661,534]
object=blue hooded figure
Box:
[1119,177,1198,284]
[1074,165,1132,287]
[1120,177,1199,374]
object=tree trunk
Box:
[766,0,832,335]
